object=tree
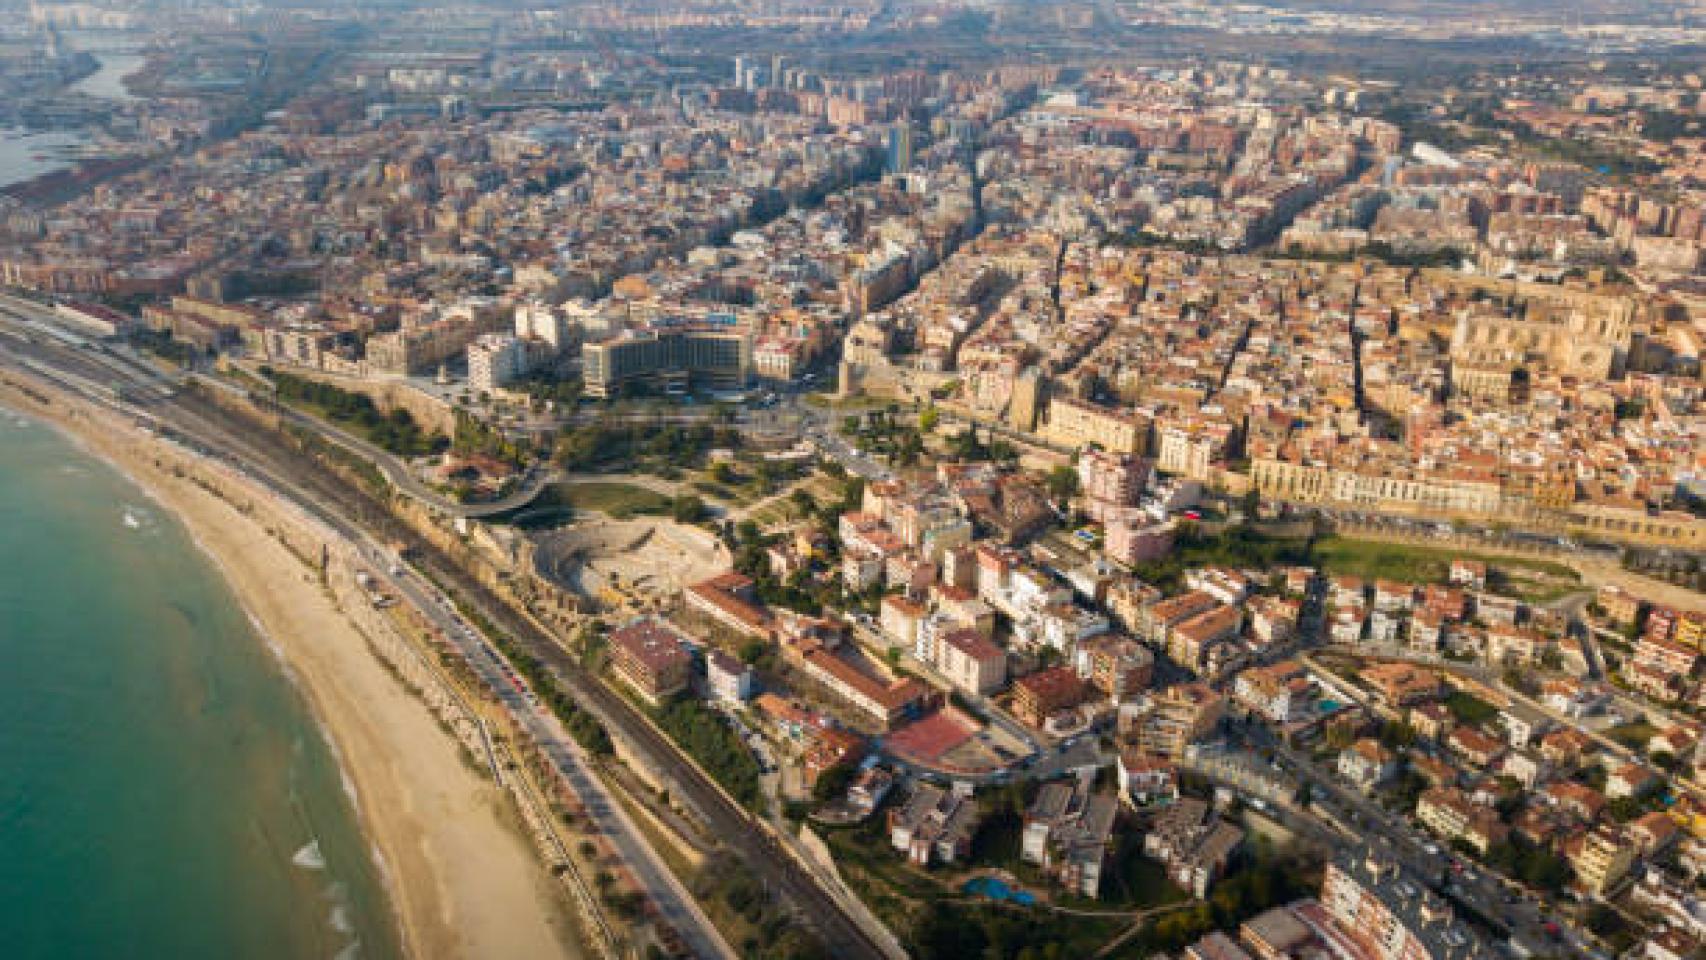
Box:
[813,763,857,802]
[755,459,794,493]
[896,430,924,465]
[1378,720,1416,749]
[919,405,940,433]
[671,494,707,523]
[1045,465,1079,504]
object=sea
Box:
[0,411,403,960]
[0,47,145,191]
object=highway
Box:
[0,316,892,960]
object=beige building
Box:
[1044,397,1148,454]
[1126,682,1224,757]
[1573,826,1636,897]
[935,628,1007,696]
[1415,787,1505,855]
[1447,282,1633,383]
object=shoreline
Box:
[0,378,582,960]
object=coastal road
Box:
[0,332,892,960]
[0,328,734,958]
[139,391,740,960]
[365,555,737,960]
[392,536,896,960]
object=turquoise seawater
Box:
[0,410,402,960]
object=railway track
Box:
[156,388,893,960]
[0,326,894,959]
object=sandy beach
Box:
[0,379,581,960]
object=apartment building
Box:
[935,628,1007,696]
[889,784,978,867]
[1320,850,1489,960]
[581,325,752,398]
[1021,779,1119,898]
[1125,682,1225,758]
[1142,798,1244,898]
[609,617,693,705]
[1415,787,1506,855]
[1572,826,1636,898]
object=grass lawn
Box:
[544,481,674,519]
[1445,691,1500,727]
[1606,720,1659,749]
[804,392,886,411]
[690,478,743,501]
[745,499,806,528]
[1311,536,1579,585]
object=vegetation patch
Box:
[263,368,447,458]
[651,698,763,811]
[1444,691,1499,728]
[691,854,828,960]
[1605,720,1659,750]
[553,418,740,473]
[538,482,675,519]
[1311,536,1578,584]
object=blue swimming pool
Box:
[963,876,1037,905]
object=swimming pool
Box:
[963,876,1037,906]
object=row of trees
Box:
[446,592,614,757]
[264,368,448,458]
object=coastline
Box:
[0,377,582,960]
